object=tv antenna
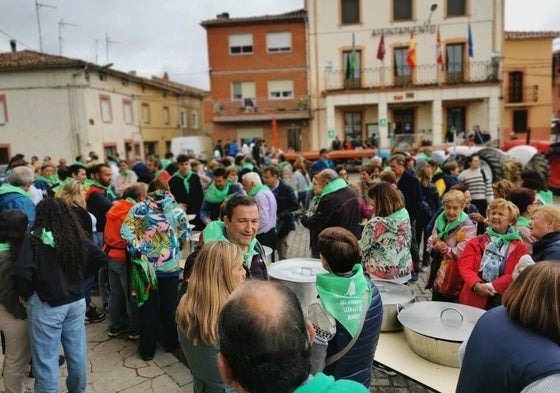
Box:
[105,33,119,63]
[35,0,56,52]
[58,19,77,55]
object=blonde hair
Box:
[176,241,244,346]
[57,179,86,209]
[442,189,466,207]
[532,205,560,232]
[416,166,433,187]
[487,198,520,225]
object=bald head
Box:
[218,280,312,393]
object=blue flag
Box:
[468,23,474,58]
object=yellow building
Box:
[135,73,207,159]
[502,31,560,141]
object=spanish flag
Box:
[407,33,417,69]
[436,27,443,69]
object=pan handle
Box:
[440,307,464,323]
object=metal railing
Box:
[505,85,538,104]
[324,61,499,90]
[212,96,310,116]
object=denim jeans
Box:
[108,259,139,331]
[26,294,87,393]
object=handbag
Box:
[433,258,463,297]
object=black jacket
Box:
[531,231,560,262]
[271,180,299,238]
[169,172,204,230]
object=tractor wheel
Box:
[477,148,506,183]
[546,151,560,194]
[524,153,550,185]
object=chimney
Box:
[128,70,137,76]
[9,39,16,59]
[163,72,169,81]
[216,12,229,19]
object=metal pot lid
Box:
[373,280,416,305]
[268,258,327,283]
[397,301,486,342]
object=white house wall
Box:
[307,0,504,150]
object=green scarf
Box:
[517,216,531,228]
[52,178,72,194]
[388,208,409,220]
[72,161,86,168]
[161,159,171,170]
[120,169,131,177]
[31,228,55,248]
[202,221,258,266]
[248,183,269,197]
[0,243,10,252]
[316,264,370,338]
[318,178,347,201]
[91,180,117,200]
[125,197,137,204]
[34,175,55,186]
[204,180,231,203]
[173,170,193,193]
[0,183,30,198]
[278,161,287,169]
[436,211,468,240]
[242,162,254,171]
[485,226,522,246]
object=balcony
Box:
[505,85,539,105]
[212,96,310,123]
[324,61,499,91]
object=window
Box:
[104,144,117,160]
[267,32,292,53]
[393,0,412,21]
[122,99,133,124]
[141,104,150,124]
[163,106,170,124]
[269,80,294,99]
[232,81,256,102]
[229,34,253,55]
[344,112,362,142]
[447,0,466,17]
[180,111,186,127]
[343,50,361,87]
[341,0,360,24]
[513,110,528,133]
[0,95,7,125]
[394,48,411,85]
[508,71,523,103]
[191,112,198,128]
[446,44,464,83]
[99,95,112,123]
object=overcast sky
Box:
[0,0,559,90]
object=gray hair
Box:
[242,172,262,187]
[9,166,34,187]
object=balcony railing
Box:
[324,61,499,91]
[212,96,310,117]
[505,85,538,104]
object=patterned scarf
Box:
[480,226,521,282]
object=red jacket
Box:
[458,234,528,309]
[104,199,135,261]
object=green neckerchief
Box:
[72,161,86,168]
[388,208,409,220]
[278,161,287,169]
[248,183,269,197]
[485,225,521,248]
[161,159,171,170]
[119,169,131,177]
[0,183,30,198]
[173,169,193,193]
[202,221,258,266]
[35,175,55,186]
[517,216,531,228]
[0,243,9,252]
[204,180,231,203]
[436,211,468,240]
[537,189,553,205]
[242,162,254,171]
[31,228,55,248]
[125,197,136,204]
[52,178,72,194]
[91,180,117,200]
[153,169,165,179]
[316,264,370,338]
[318,178,347,201]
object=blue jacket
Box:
[0,187,35,227]
[323,281,383,388]
[457,306,560,393]
[531,231,560,262]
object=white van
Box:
[170,136,213,162]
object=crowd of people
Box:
[0,140,559,392]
